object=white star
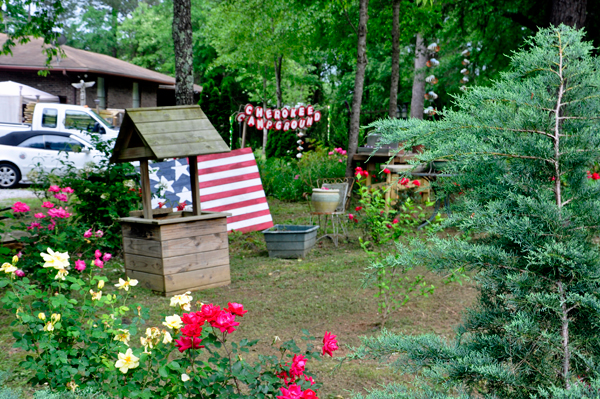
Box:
[154,175,175,194]
[176,187,192,204]
[172,160,190,181]
[148,166,161,182]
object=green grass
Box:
[0,197,477,398]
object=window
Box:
[44,135,84,152]
[41,109,58,128]
[18,136,45,149]
[64,111,96,132]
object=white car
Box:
[0,130,102,188]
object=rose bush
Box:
[0,249,338,398]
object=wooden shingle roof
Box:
[110,105,230,163]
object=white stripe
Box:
[198,166,259,183]
[200,178,262,195]
[224,202,270,217]
[201,190,266,209]
[227,214,273,231]
[197,153,255,169]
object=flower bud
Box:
[38,312,46,320]
[98,280,105,289]
[12,255,19,265]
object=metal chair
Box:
[308,177,355,246]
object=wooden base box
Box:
[120,209,230,296]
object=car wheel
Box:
[0,163,21,189]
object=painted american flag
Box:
[148,147,274,233]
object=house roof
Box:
[110,105,230,163]
[0,34,201,92]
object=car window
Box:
[65,111,96,132]
[44,135,84,152]
[41,109,58,128]
[18,136,45,149]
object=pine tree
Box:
[350,25,600,398]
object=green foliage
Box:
[349,26,600,398]
[258,146,346,201]
[1,251,328,398]
[31,137,141,250]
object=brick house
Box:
[0,33,201,109]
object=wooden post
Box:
[139,159,153,220]
[188,156,201,216]
[241,120,248,148]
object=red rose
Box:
[400,178,410,186]
[355,206,363,211]
[302,389,319,399]
[412,180,421,186]
[392,218,399,224]
[200,304,221,323]
[210,310,240,333]
[322,331,338,357]
[383,168,390,174]
[277,385,303,399]
[181,323,203,337]
[175,335,203,353]
[225,302,248,317]
[290,354,307,377]
[181,312,203,325]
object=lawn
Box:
[0,196,477,398]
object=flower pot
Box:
[262,224,319,258]
[311,189,340,213]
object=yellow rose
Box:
[162,315,183,330]
[51,313,61,323]
[38,312,46,320]
[12,255,19,265]
[97,280,105,289]
[113,329,131,346]
[115,277,139,292]
[115,348,139,373]
[41,248,70,270]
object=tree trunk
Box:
[388,0,401,119]
[550,0,587,27]
[172,0,194,106]
[274,55,283,108]
[111,7,118,58]
[262,74,268,157]
[410,33,427,119]
[345,0,369,178]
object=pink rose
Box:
[392,218,399,224]
[41,202,54,209]
[12,202,30,213]
[199,304,221,323]
[277,385,303,399]
[54,193,68,202]
[341,150,347,155]
[61,187,74,193]
[47,207,71,218]
[14,270,25,277]
[75,260,86,271]
[47,221,55,231]
[27,222,41,230]
[95,230,104,238]
[94,250,102,259]
[48,185,60,192]
[102,253,112,262]
[94,259,104,268]
[289,354,307,377]
[348,214,354,220]
[210,310,239,333]
[181,323,203,337]
[174,335,203,353]
[83,229,92,238]
[34,213,46,219]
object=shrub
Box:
[1,249,338,398]
[258,146,346,201]
[30,137,141,250]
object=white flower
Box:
[115,348,139,373]
[115,277,138,291]
[162,314,183,330]
[114,329,131,346]
[90,290,102,301]
[43,322,54,332]
[41,248,70,270]
[162,330,172,344]
[170,291,192,311]
[55,268,69,280]
[181,374,190,382]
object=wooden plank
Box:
[144,131,221,147]
[188,156,201,216]
[122,223,161,241]
[139,159,153,220]
[124,253,163,274]
[164,264,230,292]
[128,107,202,123]
[152,140,230,159]
[126,269,165,292]
[120,147,154,160]
[123,237,162,257]
[118,212,230,226]
[129,208,174,218]
[165,280,230,297]
[159,217,227,241]
[135,119,215,135]
[161,233,228,258]
[163,249,229,275]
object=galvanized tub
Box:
[262,224,319,258]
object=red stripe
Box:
[198,160,257,175]
[196,147,252,162]
[198,172,261,189]
[229,221,274,233]
[200,185,263,202]
[204,197,267,212]
[226,209,272,224]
